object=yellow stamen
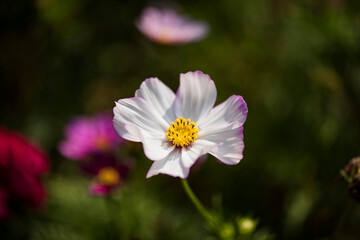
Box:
[98,167,120,186]
[165,117,199,147]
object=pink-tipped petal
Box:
[200,123,244,165]
[135,77,176,123]
[197,95,248,128]
[146,149,189,178]
[175,71,217,123]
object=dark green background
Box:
[1,0,360,239]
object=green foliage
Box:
[30,176,207,240]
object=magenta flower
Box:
[136,7,209,45]
[0,129,48,220]
[81,155,130,196]
[59,113,124,160]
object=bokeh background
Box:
[1,0,360,239]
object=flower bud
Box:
[340,157,360,202]
[237,217,257,235]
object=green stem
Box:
[104,195,119,238]
[181,179,217,228]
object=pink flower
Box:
[0,129,48,220]
[59,113,124,160]
[81,155,131,196]
[136,7,209,45]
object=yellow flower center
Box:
[98,167,120,186]
[165,117,199,147]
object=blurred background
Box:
[1,0,360,239]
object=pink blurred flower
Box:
[59,113,124,160]
[136,7,209,45]
[0,129,48,220]
[82,155,131,196]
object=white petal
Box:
[200,123,244,165]
[197,95,248,129]
[181,139,216,168]
[112,122,142,142]
[175,71,216,123]
[146,149,189,178]
[113,97,168,140]
[135,78,176,123]
[112,121,174,161]
[140,130,175,161]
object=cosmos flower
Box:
[113,71,247,178]
[59,113,124,160]
[81,155,130,196]
[0,129,48,220]
[136,7,209,45]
